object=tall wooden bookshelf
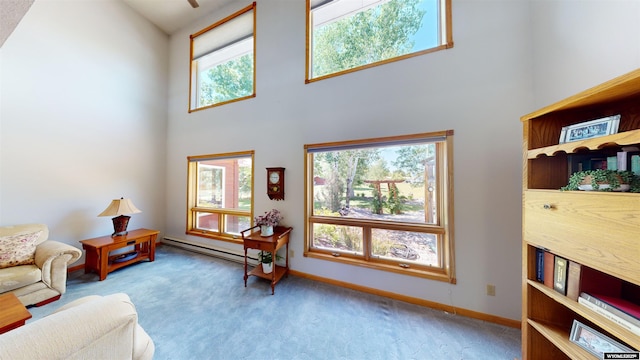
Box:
[521,69,640,359]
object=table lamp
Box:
[98,197,142,236]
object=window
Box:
[189,3,256,112]
[306,0,452,82]
[187,151,254,242]
[304,131,455,282]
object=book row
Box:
[535,248,640,337]
[571,148,640,173]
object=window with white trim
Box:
[306,0,452,82]
[187,151,254,242]
[304,131,455,282]
[189,2,256,112]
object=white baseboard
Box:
[162,236,258,266]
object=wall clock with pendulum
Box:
[266,167,285,200]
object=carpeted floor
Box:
[28,245,521,359]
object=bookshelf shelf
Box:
[528,320,588,359]
[521,68,640,359]
[527,128,640,159]
[527,278,640,349]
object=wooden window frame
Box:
[305,0,453,83]
[189,2,257,112]
[303,131,456,283]
[186,151,254,243]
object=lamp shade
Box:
[98,198,142,217]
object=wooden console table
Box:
[0,293,31,334]
[80,228,159,281]
[241,226,292,295]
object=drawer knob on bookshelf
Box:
[543,204,554,210]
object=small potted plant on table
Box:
[258,251,276,274]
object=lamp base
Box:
[112,215,131,237]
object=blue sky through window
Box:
[410,0,439,51]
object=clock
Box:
[266,167,285,201]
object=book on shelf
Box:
[566,261,581,301]
[619,147,640,172]
[632,154,640,175]
[553,256,568,295]
[617,151,628,171]
[578,294,640,336]
[607,156,617,170]
[535,247,544,282]
[581,292,640,326]
[543,251,554,289]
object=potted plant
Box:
[254,209,283,237]
[561,169,640,192]
[257,251,282,274]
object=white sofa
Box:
[0,224,81,306]
[0,293,155,360]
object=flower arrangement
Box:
[254,209,283,227]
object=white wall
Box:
[0,0,169,255]
[3,0,637,322]
[530,0,640,109]
[165,0,531,321]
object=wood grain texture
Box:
[522,68,640,359]
[524,190,640,286]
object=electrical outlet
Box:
[290,249,294,258]
[486,284,496,296]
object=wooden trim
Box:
[304,130,451,151]
[306,45,449,84]
[190,207,251,217]
[188,33,194,112]
[303,131,455,283]
[188,2,257,113]
[289,269,520,329]
[190,2,256,39]
[252,2,257,105]
[520,68,640,122]
[443,132,456,280]
[185,229,244,244]
[309,215,446,234]
[305,0,311,84]
[443,0,453,48]
[303,150,312,260]
[304,0,454,84]
[188,94,256,113]
[186,151,255,236]
[303,250,453,283]
[188,150,255,162]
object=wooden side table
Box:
[241,226,292,295]
[0,293,32,334]
[80,228,159,281]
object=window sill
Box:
[304,250,456,284]
[186,230,243,244]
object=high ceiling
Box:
[0,0,35,47]
[0,0,240,48]
[121,0,239,35]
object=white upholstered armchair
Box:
[0,224,81,306]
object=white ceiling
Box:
[0,0,35,47]
[121,0,239,35]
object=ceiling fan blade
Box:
[187,0,199,8]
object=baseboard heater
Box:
[162,236,258,266]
